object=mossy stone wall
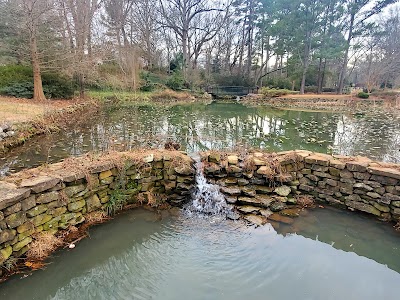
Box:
[0,150,195,268]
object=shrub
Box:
[304,86,318,93]
[1,81,34,98]
[166,72,186,91]
[264,77,293,90]
[0,65,32,88]
[322,87,335,93]
[357,92,370,99]
[0,71,75,99]
[42,73,75,99]
[260,87,296,98]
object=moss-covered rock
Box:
[68,199,86,212]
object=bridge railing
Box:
[206,86,259,97]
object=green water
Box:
[1,208,400,300]
[1,102,399,176]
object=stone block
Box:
[299,184,313,192]
[220,186,241,196]
[21,196,36,211]
[243,215,268,226]
[257,166,272,176]
[346,161,369,172]
[5,212,26,228]
[363,180,382,188]
[227,155,238,165]
[12,237,32,252]
[329,159,346,170]
[3,202,22,216]
[311,165,329,172]
[241,186,256,197]
[274,186,291,197]
[368,167,400,180]
[0,246,12,264]
[48,207,67,217]
[326,179,338,187]
[31,214,52,227]
[68,199,86,212]
[370,175,398,185]
[0,229,16,244]
[253,158,265,166]
[86,195,101,212]
[0,182,31,210]
[366,192,381,199]
[255,186,273,194]
[65,184,86,197]
[208,153,221,163]
[345,200,381,216]
[21,176,60,193]
[26,205,48,217]
[353,183,373,191]
[237,178,249,186]
[340,170,353,179]
[17,222,35,234]
[305,154,330,166]
[36,191,59,204]
[306,174,319,182]
[313,171,332,178]
[353,172,371,180]
[100,177,114,185]
[373,202,390,213]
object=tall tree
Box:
[159,0,229,80]
[22,0,54,101]
[337,0,397,94]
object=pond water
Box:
[1,102,399,176]
[1,208,400,300]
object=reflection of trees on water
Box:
[1,104,399,175]
[333,113,400,163]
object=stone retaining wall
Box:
[1,148,400,275]
[201,150,400,224]
[0,150,195,268]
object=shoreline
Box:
[0,98,100,156]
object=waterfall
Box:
[185,158,232,216]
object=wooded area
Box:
[0,0,399,101]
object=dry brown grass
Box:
[85,211,110,224]
[0,96,80,125]
[150,89,194,102]
[26,232,63,261]
[394,221,400,231]
[296,194,315,208]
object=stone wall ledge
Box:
[0,150,195,270]
[200,150,400,225]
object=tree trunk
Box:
[182,30,189,80]
[300,33,312,95]
[338,12,355,94]
[317,57,324,94]
[29,17,46,101]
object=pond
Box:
[1,208,400,300]
[1,102,399,176]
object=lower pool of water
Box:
[1,207,400,300]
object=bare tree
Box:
[159,0,230,80]
[59,0,103,97]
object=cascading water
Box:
[185,156,237,219]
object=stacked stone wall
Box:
[0,150,195,268]
[201,150,400,225]
[1,148,400,275]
